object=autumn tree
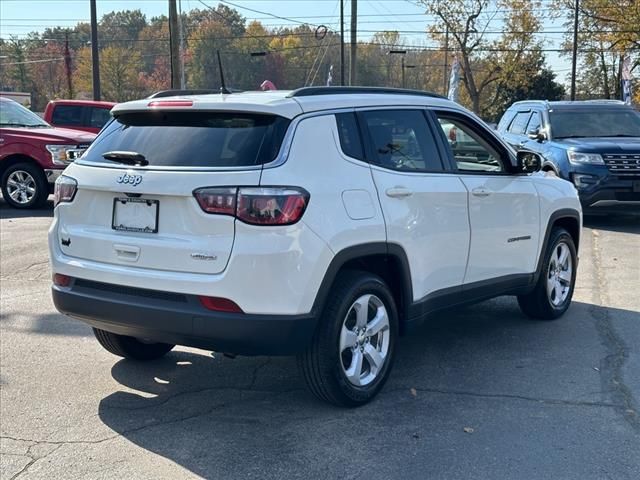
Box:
[74,46,144,101]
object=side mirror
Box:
[517,150,542,173]
[527,128,546,142]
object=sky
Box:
[0,0,571,83]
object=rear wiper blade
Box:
[604,134,638,137]
[102,151,148,166]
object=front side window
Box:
[434,115,505,173]
[360,109,443,172]
[508,112,532,135]
[526,112,542,133]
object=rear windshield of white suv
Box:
[83,111,290,167]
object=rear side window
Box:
[360,109,443,172]
[335,112,364,160]
[508,112,532,134]
[51,105,85,126]
[84,112,290,167]
[89,107,112,128]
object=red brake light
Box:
[193,188,237,215]
[147,100,193,108]
[53,273,72,287]
[198,296,243,313]
[193,187,309,226]
[237,187,309,225]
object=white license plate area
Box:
[112,198,159,233]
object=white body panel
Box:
[260,115,386,254]
[49,213,333,315]
[458,175,541,283]
[371,168,470,301]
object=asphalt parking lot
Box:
[1,198,639,480]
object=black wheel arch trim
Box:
[310,242,413,324]
[534,208,581,283]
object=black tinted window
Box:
[84,112,290,167]
[52,105,85,126]
[550,108,640,138]
[335,113,364,160]
[360,110,443,172]
[508,112,531,134]
[89,107,112,128]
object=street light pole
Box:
[340,0,345,86]
[89,0,100,100]
[570,0,580,101]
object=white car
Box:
[49,87,582,406]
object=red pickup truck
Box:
[0,97,96,209]
[43,99,116,134]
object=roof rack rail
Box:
[147,88,243,98]
[287,86,446,99]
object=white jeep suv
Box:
[49,87,582,406]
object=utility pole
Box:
[178,0,186,88]
[89,0,100,100]
[340,0,345,86]
[64,31,73,98]
[401,56,405,89]
[169,0,182,89]
[349,0,357,86]
[570,0,579,101]
[443,25,449,96]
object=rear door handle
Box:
[385,187,413,198]
[471,187,492,197]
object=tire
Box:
[518,227,577,320]
[1,162,49,209]
[297,270,399,407]
[93,328,174,361]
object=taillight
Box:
[54,175,77,206]
[198,296,243,313]
[193,187,309,226]
[193,187,236,215]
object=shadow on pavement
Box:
[96,298,640,479]
[1,311,93,337]
[0,195,54,219]
[584,211,640,234]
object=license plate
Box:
[633,181,640,193]
[112,198,159,233]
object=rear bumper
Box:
[52,280,318,356]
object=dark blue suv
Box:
[498,100,640,208]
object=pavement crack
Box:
[588,230,639,431]
[386,386,619,408]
